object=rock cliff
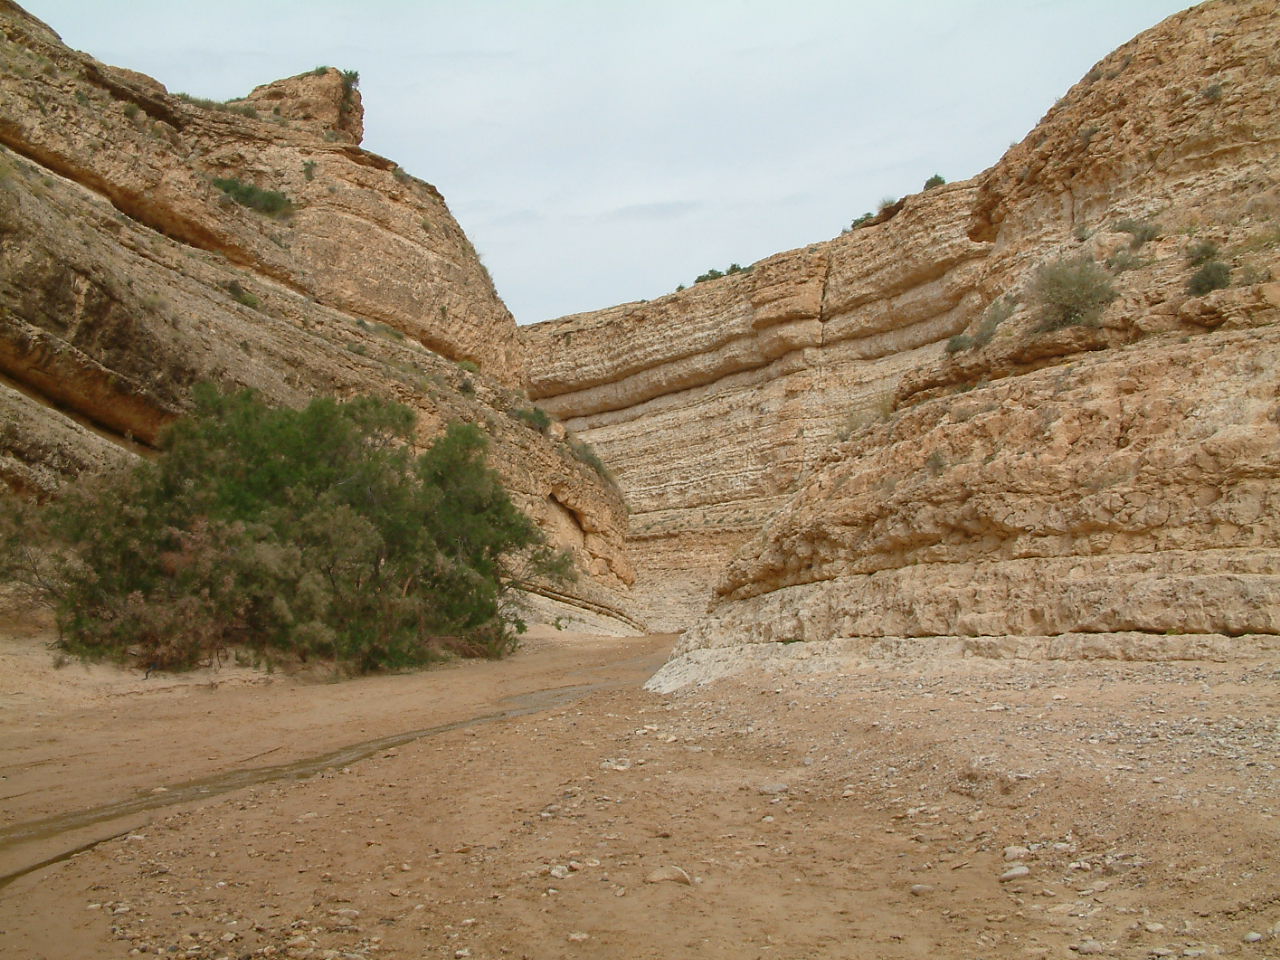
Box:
[0,1,638,633]
[524,0,1280,653]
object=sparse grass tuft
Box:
[1186,239,1219,265]
[511,407,553,433]
[226,280,260,309]
[567,436,616,486]
[1106,249,1149,273]
[1113,218,1160,248]
[212,177,292,217]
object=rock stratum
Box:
[523,0,1280,665]
[0,1,639,633]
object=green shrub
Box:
[1186,239,1219,265]
[511,407,552,433]
[302,160,317,181]
[1029,257,1116,331]
[455,359,480,373]
[2,388,570,672]
[1187,261,1231,295]
[226,280,260,309]
[212,177,292,217]
[122,103,139,120]
[923,174,945,190]
[849,212,875,230]
[946,334,973,354]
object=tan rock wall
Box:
[682,323,1280,652]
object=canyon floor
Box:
[1,611,1278,960]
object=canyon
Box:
[2,3,1279,957]
[3,0,1280,661]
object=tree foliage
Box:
[2,387,570,673]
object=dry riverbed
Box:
[1,610,1278,959]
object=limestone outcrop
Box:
[525,0,1280,650]
[0,2,637,632]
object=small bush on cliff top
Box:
[695,263,748,284]
[1028,257,1116,331]
[1,387,570,673]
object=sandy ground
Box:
[1,612,1278,960]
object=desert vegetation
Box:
[694,263,749,284]
[947,296,1016,353]
[0,388,571,673]
[1028,257,1116,331]
[212,177,293,217]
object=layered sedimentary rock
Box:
[524,169,989,628]
[0,2,637,631]
[526,0,1280,646]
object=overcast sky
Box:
[23,1,1192,325]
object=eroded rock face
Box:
[682,324,1280,654]
[0,3,636,632]
[0,7,521,382]
[526,0,1280,646]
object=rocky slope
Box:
[0,1,638,632]
[524,0,1280,647]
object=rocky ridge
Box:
[0,1,638,632]
[523,0,1280,654]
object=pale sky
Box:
[22,1,1193,324]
